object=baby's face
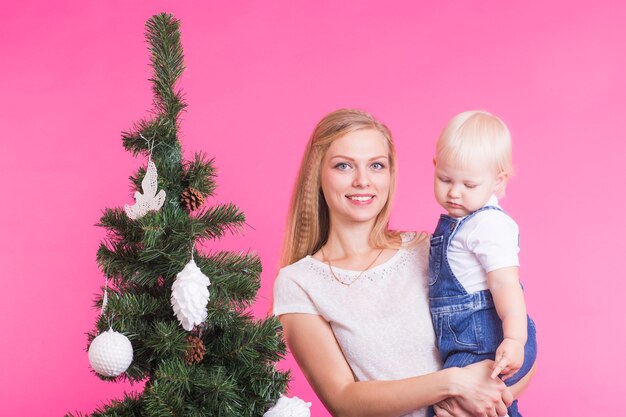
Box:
[433,157,505,218]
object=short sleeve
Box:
[273,269,320,317]
[465,211,520,272]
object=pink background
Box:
[1,1,623,416]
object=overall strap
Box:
[448,205,505,244]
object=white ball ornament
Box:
[171,259,211,331]
[263,395,312,417]
[88,329,134,377]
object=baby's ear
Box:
[494,171,509,196]
[432,157,437,167]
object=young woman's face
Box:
[320,129,391,227]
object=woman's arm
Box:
[280,313,508,417]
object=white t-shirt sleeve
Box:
[273,268,320,316]
[465,211,520,272]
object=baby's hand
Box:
[491,338,524,381]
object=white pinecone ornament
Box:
[263,396,312,417]
[171,259,211,331]
[88,329,133,377]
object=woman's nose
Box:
[352,168,370,188]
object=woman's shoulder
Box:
[398,230,430,248]
[273,257,322,317]
[277,256,311,278]
[391,230,429,266]
[383,231,430,283]
[275,256,321,290]
[401,231,431,264]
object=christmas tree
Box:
[68,13,289,417]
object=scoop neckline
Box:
[306,246,405,274]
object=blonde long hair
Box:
[280,109,401,267]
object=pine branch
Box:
[65,393,144,417]
[121,118,161,158]
[251,366,290,403]
[200,314,289,416]
[248,316,288,363]
[204,300,236,331]
[189,366,245,415]
[153,358,194,394]
[196,251,262,305]
[143,322,188,359]
[145,14,186,121]
[141,359,196,416]
[138,209,191,254]
[122,116,183,163]
[212,315,287,367]
[183,152,217,197]
[122,13,186,160]
[98,208,144,243]
[193,203,246,241]
[142,378,184,416]
[202,251,263,276]
[106,292,168,319]
[97,240,143,283]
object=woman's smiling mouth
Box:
[346,194,375,204]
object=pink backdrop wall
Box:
[1,1,624,415]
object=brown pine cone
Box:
[184,334,206,365]
[181,187,205,211]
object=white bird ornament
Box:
[124,160,166,220]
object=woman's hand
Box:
[434,360,511,417]
[433,390,512,417]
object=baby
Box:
[428,111,537,417]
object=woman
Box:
[273,109,533,417]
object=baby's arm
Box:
[487,266,527,380]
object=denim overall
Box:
[428,206,537,417]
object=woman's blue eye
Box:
[335,162,351,170]
[371,162,385,170]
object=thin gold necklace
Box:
[320,246,385,286]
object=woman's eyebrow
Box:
[329,155,389,161]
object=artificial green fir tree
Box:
[68,13,289,417]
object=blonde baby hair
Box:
[436,110,514,179]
